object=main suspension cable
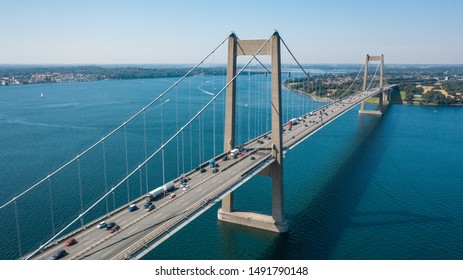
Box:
[337,63,365,99]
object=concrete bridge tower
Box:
[359,54,386,115]
[218,32,288,233]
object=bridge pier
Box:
[218,32,288,233]
[359,54,384,116]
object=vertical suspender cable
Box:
[260,67,263,136]
[286,90,289,123]
[102,141,109,215]
[112,191,116,211]
[198,115,202,165]
[14,200,22,257]
[181,130,185,176]
[303,86,306,115]
[247,69,251,141]
[48,178,55,235]
[189,78,193,170]
[223,67,226,145]
[257,68,261,136]
[300,91,302,116]
[237,72,241,145]
[266,69,269,133]
[124,124,130,203]
[212,70,216,157]
[77,157,84,227]
[161,96,165,184]
[200,77,204,164]
[255,66,259,137]
[202,110,205,163]
[292,88,295,119]
[143,110,149,193]
[139,169,143,197]
[175,87,180,177]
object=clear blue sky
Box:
[1,0,462,64]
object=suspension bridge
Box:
[0,32,395,260]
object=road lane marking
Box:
[126,228,139,235]
[100,249,114,258]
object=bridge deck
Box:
[30,86,393,260]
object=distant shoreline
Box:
[284,86,333,102]
[0,65,224,87]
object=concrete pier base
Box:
[358,109,382,116]
[218,209,289,233]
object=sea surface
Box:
[0,75,462,260]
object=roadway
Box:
[30,86,392,260]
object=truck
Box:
[289,118,298,125]
[230,148,239,158]
[209,159,216,167]
[146,181,175,201]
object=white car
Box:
[97,221,107,229]
[182,184,190,191]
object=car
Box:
[258,140,264,144]
[200,168,207,173]
[97,221,107,229]
[109,224,120,233]
[105,222,115,230]
[212,168,219,173]
[182,184,190,191]
[51,249,67,260]
[145,204,155,211]
[128,204,138,212]
[250,156,256,160]
[144,202,152,209]
[169,193,176,199]
[223,155,228,161]
[180,178,189,184]
[65,238,77,246]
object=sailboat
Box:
[40,92,43,98]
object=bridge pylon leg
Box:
[218,32,288,233]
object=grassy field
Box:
[400,90,406,100]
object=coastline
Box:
[284,86,333,102]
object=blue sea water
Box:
[0,77,462,260]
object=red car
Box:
[65,237,77,246]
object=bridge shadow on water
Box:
[256,111,452,260]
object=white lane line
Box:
[180,200,191,208]
[126,228,138,235]
[100,249,114,258]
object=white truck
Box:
[289,118,299,125]
[230,148,239,158]
[147,181,175,201]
